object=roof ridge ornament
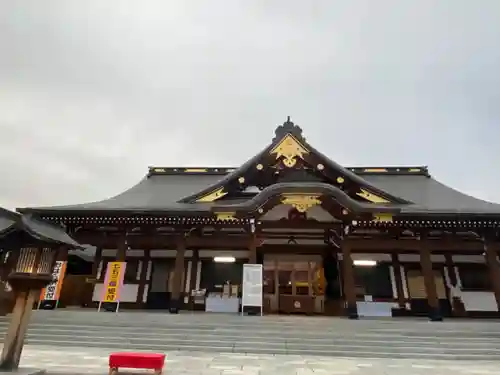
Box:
[273,116,305,142]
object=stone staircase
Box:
[1,310,500,360]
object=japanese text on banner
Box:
[102,262,126,303]
[40,261,67,301]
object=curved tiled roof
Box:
[17,169,500,216]
[15,116,500,218]
[0,207,18,235]
[364,175,500,214]
[0,207,84,247]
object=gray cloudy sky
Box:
[1,0,499,210]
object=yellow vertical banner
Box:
[101,262,126,303]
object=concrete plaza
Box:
[2,312,500,374]
[13,344,500,375]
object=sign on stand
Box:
[241,264,263,316]
[38,261,67,309]
[98,261,126,313]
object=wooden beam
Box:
[74,232,488,254]
[345,238,484,252]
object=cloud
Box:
[1,0,500,209]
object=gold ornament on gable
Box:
[196,187,227,202]
[356,189,390,203]
[281,194,322,213]
[270,134,309,168]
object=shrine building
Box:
[17,118,500,320]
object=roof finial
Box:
[273,116,304,142]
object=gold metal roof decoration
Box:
[196,187,227,202]
[281,194,322,213]
[215,212,236,221]
[270,134,309,168]
[147,165,429,176]
[356,189,390,203]
[373,213,393,223]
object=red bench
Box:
[109,352,166,374]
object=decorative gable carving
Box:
[180,116,411,205]
[269,134,309,168]
[281,194,322,213]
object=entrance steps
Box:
[1,310,500,360]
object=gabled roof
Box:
[179,118,410,205]
[0,207,83,248]
[16,118,500,218]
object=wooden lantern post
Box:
[0,247,58,371]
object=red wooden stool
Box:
[109,352,166,374]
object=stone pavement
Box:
[13,345,500,374]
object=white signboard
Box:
[241,264,263,315]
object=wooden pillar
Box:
[444,253,466,317]
[444,254,457,285]
[116,235,127,261]
[188,249,199,309]
[341,242,358,319]
[0,290,37,370]
[483,238,500,312]
[0,251,8,281]
[170,236,186,314]
[92,247,103,280]
[248,233,257,264]
[136,250,150,306]
[391,253,406,310]
[86,247,102,307]
[307,263,313,297]
[419,235,442,321]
